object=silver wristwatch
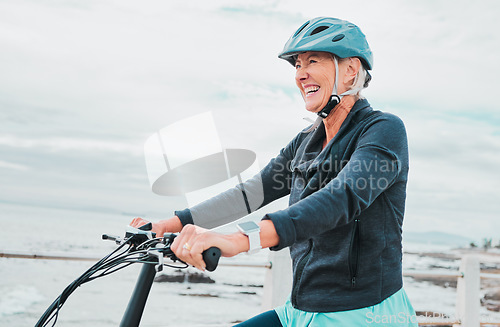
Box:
[237,221,261,254]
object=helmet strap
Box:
[316,56,365,119]
[317,56,342,119]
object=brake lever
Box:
[103,223,157,248]
[125,224,156,239]
[102,234,123,245]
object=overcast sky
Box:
[1,0,499,240]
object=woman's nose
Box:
[295,67,308,82]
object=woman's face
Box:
[295,51,337,113]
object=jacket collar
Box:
[292,99,372,173]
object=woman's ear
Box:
[343,58,361,85]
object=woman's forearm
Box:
[259,219,280,249]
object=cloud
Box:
[0,0,499,239]
[397,107,500,238]
[0,134,143,155]
[0,160,30,171]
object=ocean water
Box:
[2,202,500,326]
[0,203,266,326]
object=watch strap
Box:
[246,228,261,254]
[237,222,261,254]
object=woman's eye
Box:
[309,59,317,64]
[295,64,301,69]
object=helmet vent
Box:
[310,25,330,36]
[293,21,310,37]
[331,34,345,42]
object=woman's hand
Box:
[170,224,249,271]
[129,216,183,237]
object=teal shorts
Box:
[274,288,418,326]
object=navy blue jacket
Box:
[177,99,409,312]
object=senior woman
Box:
[131,17,417,326]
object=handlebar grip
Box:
[202,247,221,272]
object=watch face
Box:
[238,221,259,232]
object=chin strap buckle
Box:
[317,95,341,118]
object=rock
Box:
[415,311,449,319]
[486,303,500,312]
[482,288,500,312]
[154,273,185,283]
[187,272,215,284]
[484,288,500,301]
[411,276,457,288]
[179,292,219,297]
[154,269,215,284]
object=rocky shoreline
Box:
[405,248,500,320]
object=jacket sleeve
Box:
[265,114,409,250]
[175,130,305,229]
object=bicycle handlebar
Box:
[36,223,221,326]
[202,247,221,272]
[128,223,221,271]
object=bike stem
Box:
[119,256,157,327]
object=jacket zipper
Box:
[348,219,361,288]
[291,239,313,306]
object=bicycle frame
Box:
[120,256,157,327]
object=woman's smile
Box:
[303,84,321,97]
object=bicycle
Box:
[35,223,221,327]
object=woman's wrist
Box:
[159,216,183,233]
[229,219,280,255]
[229,232,251,254]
